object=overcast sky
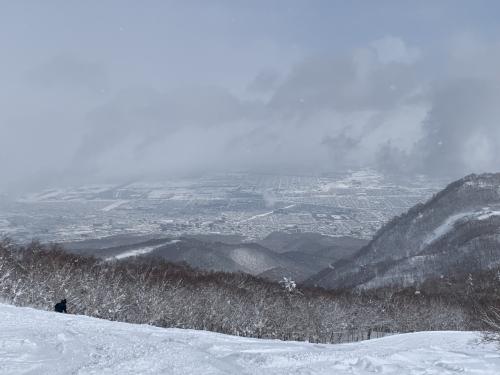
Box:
[1,0,500,191]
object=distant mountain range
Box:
[307,173,500,289]
[65,232,367,283]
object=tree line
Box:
[0,239,498,344]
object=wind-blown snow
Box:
[1,304,499,374]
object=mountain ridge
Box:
[307,173,500,289]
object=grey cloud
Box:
[27,54,108,93]
[4,24,500,191]
[370,36,421,64]
[375,141,413,176]
[246,69,281,94]
[63,37,455,183]
[322,133,362,170]
[415,78,500,177]
[69,85,264,181]
[268,51,423,116]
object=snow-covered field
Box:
[1,304,499,374]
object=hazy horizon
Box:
[2,1,500,192]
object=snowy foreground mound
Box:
[1,304,500,375]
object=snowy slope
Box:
[423,208,500,247]
[1,304,499,375]
[309,173,500,289]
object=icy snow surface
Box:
[1,303,500,374]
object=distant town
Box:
[0,170,445,243]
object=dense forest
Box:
[0,239,499,344]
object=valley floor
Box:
[0,303,499,374]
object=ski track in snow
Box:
[0,304,500,374]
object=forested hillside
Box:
[1,239,498,344]
[308,173,500,289]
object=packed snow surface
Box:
[1,304,500,374]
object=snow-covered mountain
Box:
[308,173,500,289]
[66,233,367,282]
[1,303,499,374]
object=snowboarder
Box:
[54,299,67,313]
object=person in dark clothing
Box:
[54,299,67,313]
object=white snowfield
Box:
[1,304,500,375]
